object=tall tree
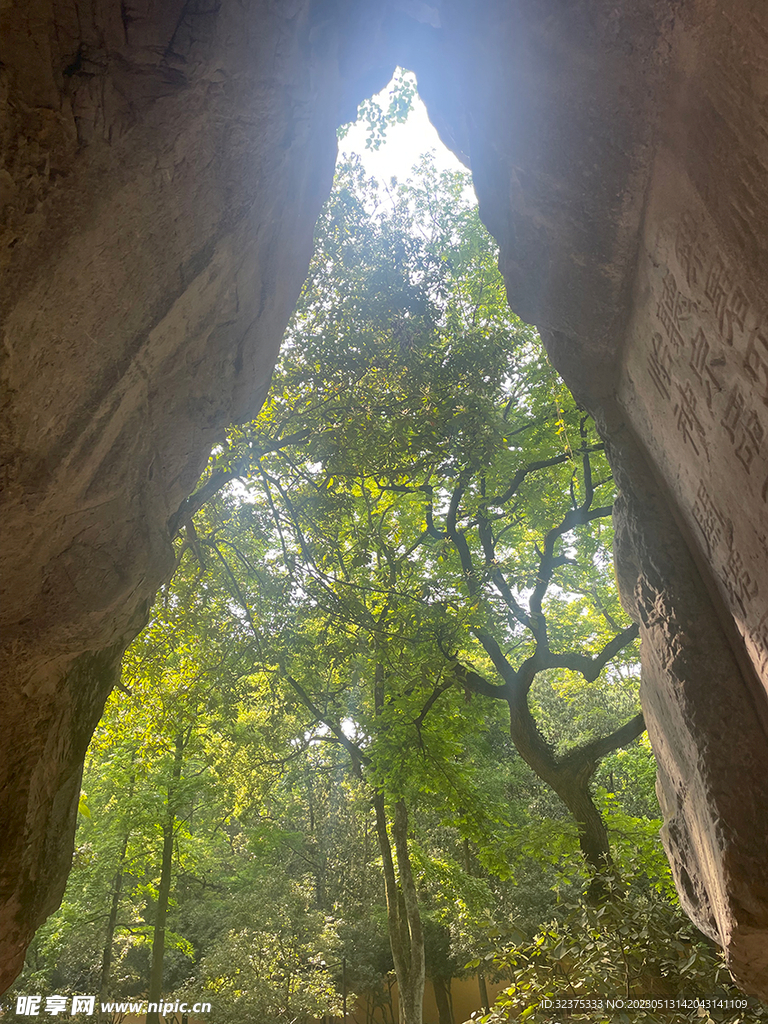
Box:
[191,155,644,880]
[157,155,649,1021]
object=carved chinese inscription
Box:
[692,481,730,557]
[674,211,708,290]
[649,213,768,479]
[748,612,768,676]
[704,257,751,346]
[657,271,694,351]
[689,328,725,412]
[649,332,673,399]
[745,321,768,405]
[723,547,760,616]
[691,479,759,618]
[721,385,765,473]
[674,381,707,457]
[638,209,768,687]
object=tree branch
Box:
[167,429,312,536]
[564,712,646,766]
[490,445,604,506]
[414,678,453,730]
[284,673,369,775]
[536,622,640,682]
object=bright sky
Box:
[337,76,468,183]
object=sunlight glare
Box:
[339,74,468,183]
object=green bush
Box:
[467,879,768,1023]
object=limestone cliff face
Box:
[2,0,767,999]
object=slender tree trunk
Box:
[373,794,425,1024]
[99,769,137,1020]
[478,971,490,1013]
[392,800,425,1024]
[98,831,130,1014]
[462,839,490,1012]
[147,733,183,1024]
[432,977,454,1024]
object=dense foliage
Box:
[9,156,766,1024]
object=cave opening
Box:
[336,68,464,182]
[3,5,768,1010]
[5,69,690,1023]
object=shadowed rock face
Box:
[0,0,396,983]
[2,0,767,997]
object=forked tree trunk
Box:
[374,794,425,1024]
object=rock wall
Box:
[2,0,768,999]
[409,0,768,997]
[0,0,394,984]
[610,4,768,992]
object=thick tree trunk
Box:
[146,733,183,1024]
[507,696,612,875]
[558,770,612,873]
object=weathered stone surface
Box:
[607,408,768,997]
[2,0,768,1000]
[606,3,768,992]
[408,0,768,996]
